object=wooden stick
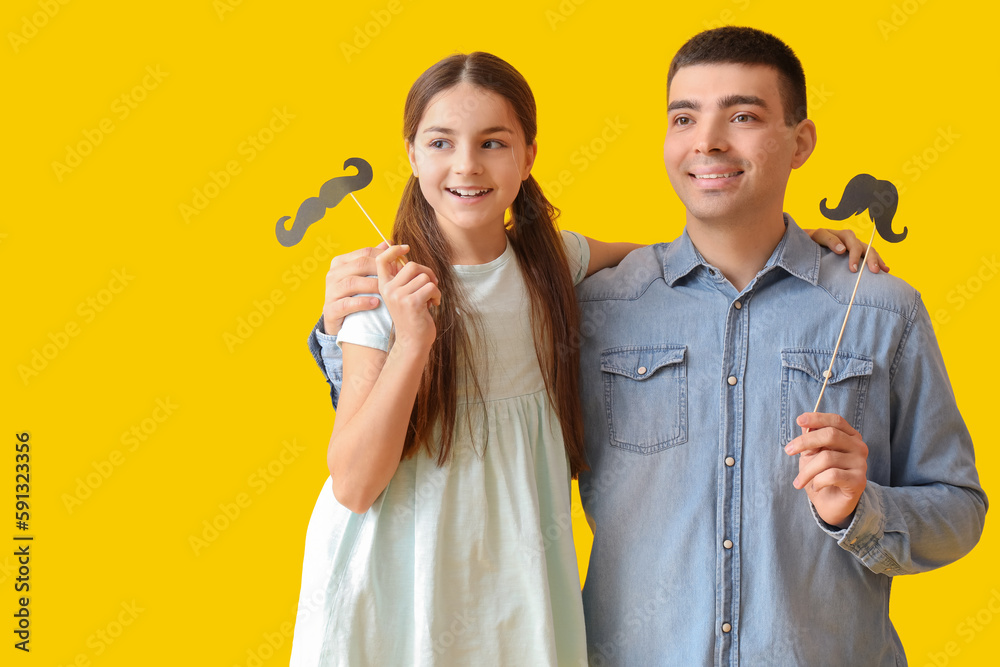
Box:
[812,224,878,413]
[350,193,390,245]
[349,192,406,269]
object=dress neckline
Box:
[452,238,513,274]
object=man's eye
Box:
[734,114,752,123]
[674,116,691,126]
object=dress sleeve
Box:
[561,230,591,286]
[337,298,392,353]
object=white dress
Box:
[290,232,591,666]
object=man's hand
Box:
[785,412,869,528]
[322,243,385,335]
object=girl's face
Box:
[407,82,536,258]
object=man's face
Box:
[663,63,813,228]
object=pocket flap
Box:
[781,348,873,384]
[601,345,687,381]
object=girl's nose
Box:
[453,145,483,174]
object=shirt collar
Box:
[663,214,821,287]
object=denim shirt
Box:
[575,217,986,666]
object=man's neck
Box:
[685,214,788,291]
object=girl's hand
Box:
[377,245,441,352]
[807,228,890,274]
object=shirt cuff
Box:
[809,485,903,576]
[316,326,343,385]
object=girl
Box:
[291,51,635,666]
[291,52,885,666]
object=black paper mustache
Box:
[275,158,373,247]
[819,173,907,243]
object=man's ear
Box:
[791,119,817,169]
[406,141,418,178]
[522,141,538,181]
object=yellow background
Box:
[4,0,997,665]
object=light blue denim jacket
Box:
[575,217,986,666]
[307,217,986,665]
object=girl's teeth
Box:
[449,188,490,197]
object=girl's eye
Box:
[429,139,450,149]
[483,139,506,149]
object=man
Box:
[308,27,985,665]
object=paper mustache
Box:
[275,158,373,247]
[820,173,907,243]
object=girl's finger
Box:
[413,281,442,308]
[376,245,410,284]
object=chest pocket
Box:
[780,348,874,445]
[600,344,688,454]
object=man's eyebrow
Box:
[667,99,699,113]
[718,94,768,109]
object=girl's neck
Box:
[443,223,508,265]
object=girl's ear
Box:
[406,140,418,178]
[521,141,538,181]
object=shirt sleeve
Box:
[309,315,344,410]
[811,295,987,575]
[307,315,343,410]
[561,229,591,286]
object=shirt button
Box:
[722,622,732,633]
[637,366,647,375]
[727,376,738,386]
[723,539,733,549]
[734,301,742,310]
[725,456,735,467]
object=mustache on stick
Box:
[819,173,907,243]
[275,157,373,247]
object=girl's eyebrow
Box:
[421,125,514,135]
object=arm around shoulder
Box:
[582,235,645,277]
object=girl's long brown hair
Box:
[392,52,587,477]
